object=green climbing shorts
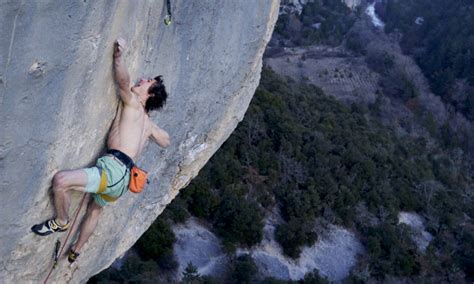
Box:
[83,155,130,207]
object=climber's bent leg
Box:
[69,200,103,260]
[31,168,99,236]
[52,169,90,224]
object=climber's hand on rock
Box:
[114,38,127,59]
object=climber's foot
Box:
[31,218,69,236]
[68,248,80,264]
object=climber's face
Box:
[131,78,156,99]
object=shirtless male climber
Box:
[31,38,171,263]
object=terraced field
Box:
[265,46,379,105]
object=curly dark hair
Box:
[145,75,168,113]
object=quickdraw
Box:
[52,239,61,269]
[164,0,172,25]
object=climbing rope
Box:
[164,0,172,25]
[43,193,88,284]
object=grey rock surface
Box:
[171,211,363,282]
[296,225,364,281]
[398,212,433,252]
[237,209,364,282]
[172,217,229,281]
[0,0,279,283]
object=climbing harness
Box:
[106,149,149,195]
[164,0,172,25]
[43,193,88,284]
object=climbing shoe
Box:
[67,248,80,264]
[31,218,69,236]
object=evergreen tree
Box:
[182,262,201,284]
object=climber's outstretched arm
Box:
[151,123,171,148]
[113,38,134,104]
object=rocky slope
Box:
[0,1,279,283]
[172,216,363,282]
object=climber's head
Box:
[145,76,167,113]
[131,76,168,113]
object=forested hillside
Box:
[377,0,474,120]
[92,69,473,283]
[275,0,357,46]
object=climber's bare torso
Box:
[107,101,149,161]
[107,98,169,161]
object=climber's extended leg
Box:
[31,169,92,236]
[68,200,103,263]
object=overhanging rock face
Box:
[0,1,279,282]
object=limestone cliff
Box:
[0,1,279,283]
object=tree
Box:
[182,262,201,284]
[214,187,264,248]
[135,218,176,262]
[301,269,329,284]
[229,254,258,284]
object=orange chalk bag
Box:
[129,166,149,193]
